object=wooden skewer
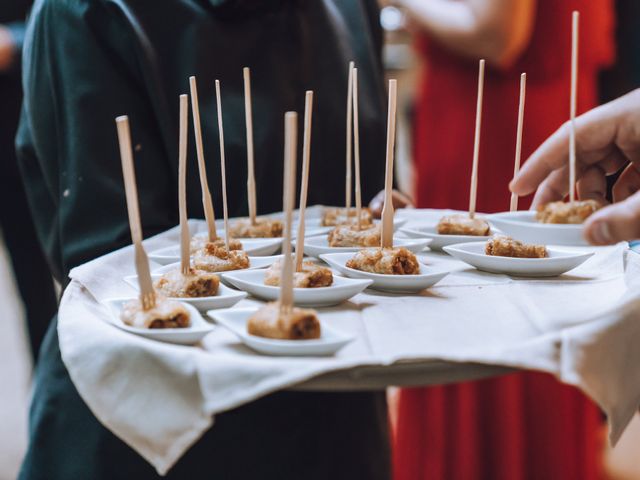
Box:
[381,79,397,249]
[280,112,297,314]
[116,116,156,310]
[189,76,217,242]
[469,59,485,219]
[569,11,579,204]
[352,67,362,230]
[295,91,313,271]
[345,61,355,212]
[510,73,526,212]
[243,67,257,224]
[214,80,230,251]
[178,95,191,274]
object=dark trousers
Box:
[20,318,391,480]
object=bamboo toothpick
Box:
[178,95,190,274]
[243,67,257,224]
[510,73,526,212]
[189,76,217,242]
[280,112,297,314]
[295,91,313,271]
[469,59,485,219]
[116,116,156,310]
[381,79,397,249]
[345,61,355,211]
[214,80,230,251]
[353,67,362,230]
[569,11,579,204]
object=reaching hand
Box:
[369,189,414,219]
[0,26,17,72]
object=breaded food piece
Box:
[327,224,381,247]
[346,247,420,275]
[121,296,190,329]
[485,235,547,259]
[247,302,321,340]
[536,200,600,224]
[192,244,250,272]
[190,236,243,254]
[154,267,220,297]
[321,207,374,227]
[228,218,283,238]
[264,260,333,288]
[437,214,491,236]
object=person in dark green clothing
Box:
[17,0,397,478]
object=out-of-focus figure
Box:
[0,1,57,361]
[392,1,615,479]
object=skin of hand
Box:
[0,25,16,72]
[369,189,414,218]
[510,88,640,245]
[392,0,536,68]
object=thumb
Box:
[583,193,640,245]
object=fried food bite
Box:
[228,218,283,238]
[485,235,547,259]
[192,244,250,272]
[154,267,220,297]
[327,224,381,247]
[437,213,491,236]
[346,247,420,275]
[321,207,374,227]
[247,302,321,340]
[536,200,600,224]
[190,235,243,254]
[264,260,333,288]
[121,296,190,329]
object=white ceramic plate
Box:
[443,242,594,277]
[123,273,248,311]
[103,298,214,345]
[489,211,588,246]
[208,307,354,356]
[221,269,372,307]
[300,237,432,258]
[400,224,493,251]
[149,238,282,265]
[319,252,449,293]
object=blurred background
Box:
[2,1,640,478]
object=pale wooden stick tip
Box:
[116,115,128,123]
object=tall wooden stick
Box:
[189,76,217,241]
[510,73,526,212]
[178,95,190,274]
[243,67,257,224]
[295,91,313,271]
[569,11,579,203]
[345,61,355,211]
[469,59,485,219]
[381,79,397,249]
[280,112,297,313]
[214,80,230,251]
[353,67,362,230]
[116,116,156,310]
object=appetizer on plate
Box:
[264,260,333,288]
[321,207,373,227]
[327,224,380,247]
[192,244,250,272]
[190,235,242,254]
[346,247,420,275]
[121,296,191,329]
[247,301,321,340]
[154,267,220,297]
[485,235,547,259]
[228,218,283,238]
[437,213,491,236]
[536,200,600,224]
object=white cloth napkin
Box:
[58,208,640,474]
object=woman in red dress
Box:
[393,1,614,478]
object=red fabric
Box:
[395,1,614,479]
